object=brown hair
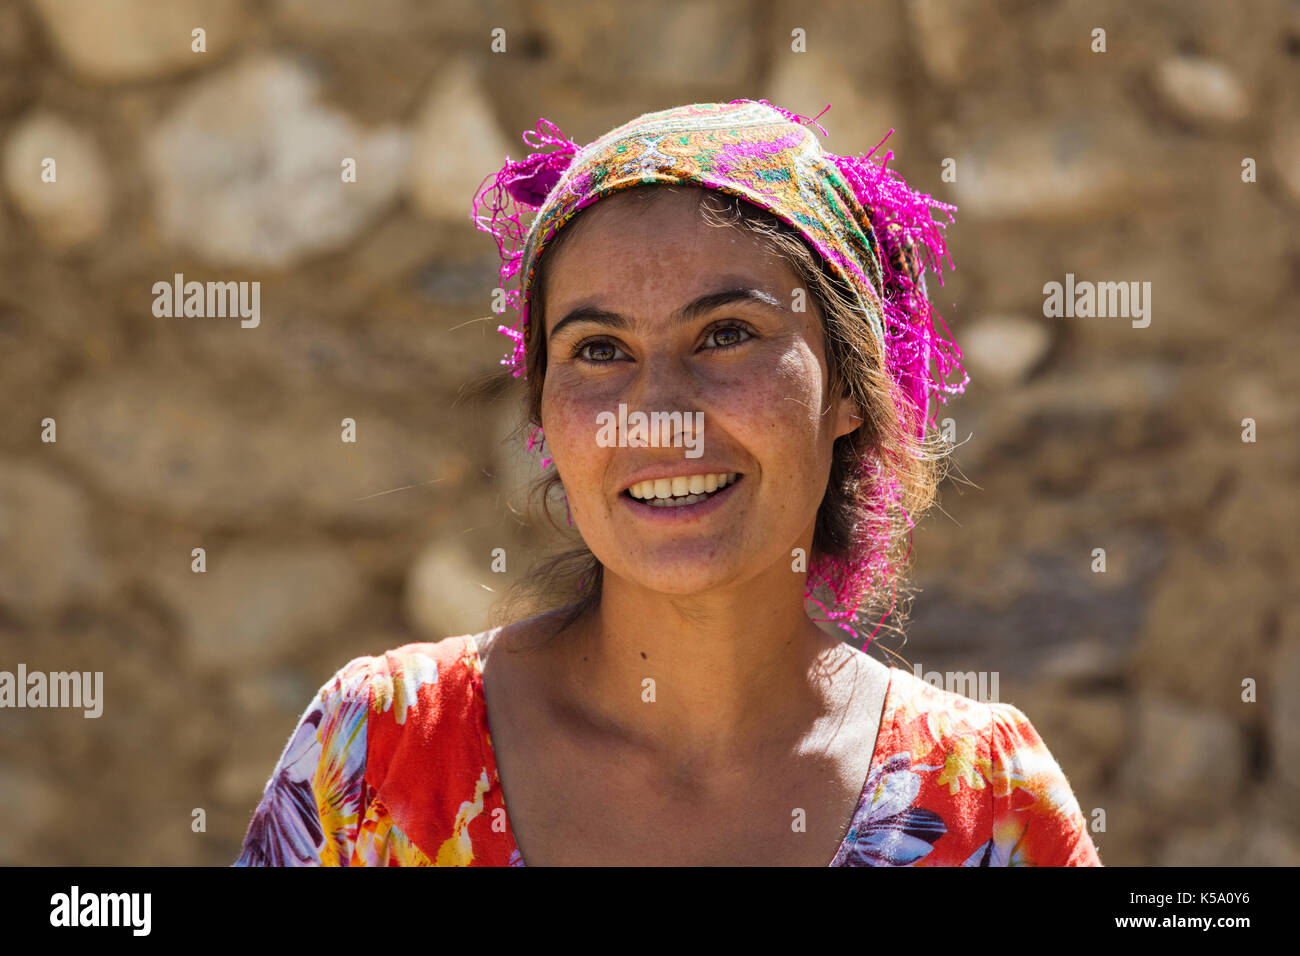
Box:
[488,185,949,659]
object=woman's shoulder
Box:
[371,634,485,718]
[305,634,485,724]
[883,664,1004,735]
[883,665,1079,781]
[350,633,495,763]
[234,633,510,867]
[275,633,496,805]
[859,665,1100,866]
[354,610,570,734]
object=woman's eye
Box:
[570,323,753,365]
[706,324,752,350]
[574,340,626,363]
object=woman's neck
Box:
[538,573,859,773]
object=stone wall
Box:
[0,0,1296,865]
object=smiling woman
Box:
[233,100,1102,867]
[509,182,935,640]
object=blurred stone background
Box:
[0,0,1297,866]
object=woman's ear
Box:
[830,392,864,440]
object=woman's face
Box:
[539,187,861,599]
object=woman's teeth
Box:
[625,472,739,507]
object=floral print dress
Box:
[233,632,1101,867]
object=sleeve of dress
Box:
[231,657,376,867]
[986,702,1103,867]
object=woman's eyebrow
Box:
[548,286,785,343]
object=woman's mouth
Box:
[619,472,745,519]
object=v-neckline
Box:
[466,630,898,867]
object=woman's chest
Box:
[487,676,891,866]
[499,744,878,866]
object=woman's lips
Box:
[619,473,745,522]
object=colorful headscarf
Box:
[472,99,968,642]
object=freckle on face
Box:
[537,187,848,597]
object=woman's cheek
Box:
[728,348,822,438]
[756,351,834,496]
[543,388,607,482]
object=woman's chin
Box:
[602,552,747,595]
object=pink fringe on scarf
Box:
[471,101,969,645]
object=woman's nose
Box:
[608,357,706,447]
[619,364,691,423]
[620,346,700,404]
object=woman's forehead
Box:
[545,233,794,322]
[549,192,783,276]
